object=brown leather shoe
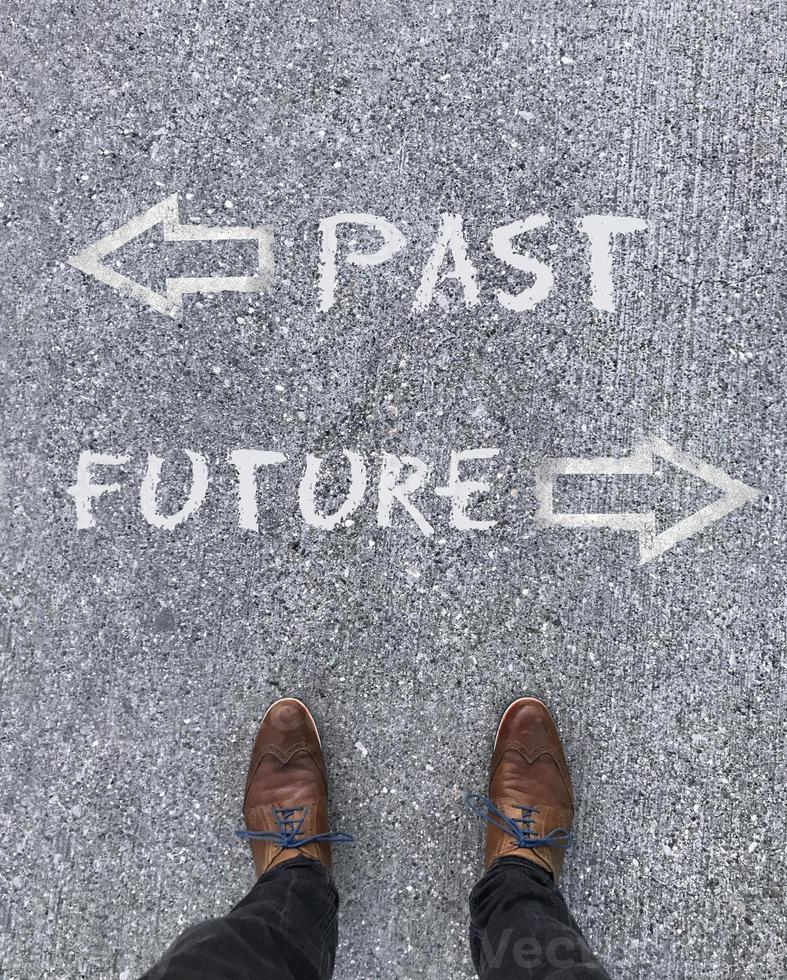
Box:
[238,697,351,875]
[468,697,574,882]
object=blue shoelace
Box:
[465,792,572,850]
[236,805,353,849]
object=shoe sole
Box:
[261,696,322,747]
[494,696,551,746]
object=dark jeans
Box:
[140,855,610,980]
[469,858,610,978]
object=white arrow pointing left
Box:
[67,194,274,319]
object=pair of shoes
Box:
[237,697,573,882]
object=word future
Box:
[68,448,500,535]
[68,439,759,565]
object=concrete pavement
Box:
[1,1,786,977]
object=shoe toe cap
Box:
[496,697,557,746]
[261,697,320,744]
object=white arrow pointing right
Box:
[534,436,760,564]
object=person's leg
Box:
[141,855,338,980]
[467,698,610,980]
[469,857,608,979]
[138,697,350,980]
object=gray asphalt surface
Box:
[2,1,786,977]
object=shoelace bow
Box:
[236,805,353,849]
[465,792,572,850]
